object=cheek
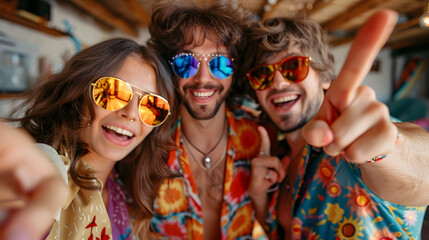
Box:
[138,125,153,142]
[256,91,268,108]
[178,79,188,90]
[79,107,108,142]
[78,123,97,149]
[223,77,233,90]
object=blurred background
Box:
[0,0,428,236]
[1,0,428,120]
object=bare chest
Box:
[190,155,226,240]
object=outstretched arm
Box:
[359,122,429,206]
[302,10,429,206]
[0,121,67,239]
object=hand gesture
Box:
[302,10,399,164]
[249,126,286,196]
[0,121,67,239]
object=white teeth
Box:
[105,125,134,137]
[273,95,298,104]
[192,90,215,97]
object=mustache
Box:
[266,88,291,98]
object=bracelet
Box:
[367,154,387,163]
[366,126,400,164]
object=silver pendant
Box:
[203,157,212,169]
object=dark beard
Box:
[273,90,324,134]
[184,98,224,119]
[278,111,314,133]
[183,84,230,120]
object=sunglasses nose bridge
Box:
[192,59,213,81]
[272,69,292,89]
[117,92,140,121]
[271,63,283,76]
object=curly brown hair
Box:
[147,0,255,109]
[7,38,178,239]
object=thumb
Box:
[302,120,333,147]
[258,126,271,156]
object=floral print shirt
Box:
[150,109,262,239]
[266,140,427,240]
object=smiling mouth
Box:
[272,95,299,108]
[190,90,216,98]
[103,125,134,139]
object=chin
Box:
[102,149,133,162]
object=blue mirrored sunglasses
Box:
[170,53,234,79]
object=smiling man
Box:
[244,13,429,240]
[146,1,263,239]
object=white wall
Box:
[331,43,393,103]
[331,43,429,121]
[0,0,150,117]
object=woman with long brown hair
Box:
[3,38,177,239]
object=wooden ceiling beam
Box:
[393,17,419,32]
[323,1,428,47]
[321,0,386,32]
[68,0,138,37]
[123,0,151,27]
[305,0,330,17]
[329,36,355,47]
[261,2,281,21]
[329,16,423,48]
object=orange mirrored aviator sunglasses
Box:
[91,77,171,127]
[246,56,310,90]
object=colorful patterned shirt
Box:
[266,140,427,240]
[41,144,132,240]
[150,109,262,239]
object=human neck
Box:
[82,152,116,185]
[181,104,227,150]
[283,128,307,161]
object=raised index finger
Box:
[329,10,397,111]
[258,126,271,156]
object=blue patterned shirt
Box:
[266,141,426,240]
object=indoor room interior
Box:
[1,0,428,238]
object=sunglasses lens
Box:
[248,66,274,90]
[209,56,233,79]
[281,57,309,83]
[92,77,132,111]
[172,55,199,79]
[139,95,170,127]
[93,77,170,127]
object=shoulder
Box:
[35,143,69,185]
[227,108,259,126]
[227,108,261,160]
[227,108,260,138]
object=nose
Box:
[271,70,291,90]
[193,60,213,84]
[117,95,140,122]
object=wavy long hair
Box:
[147,0,255,109]
[7,38,178,238]
[242,17,335,85]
